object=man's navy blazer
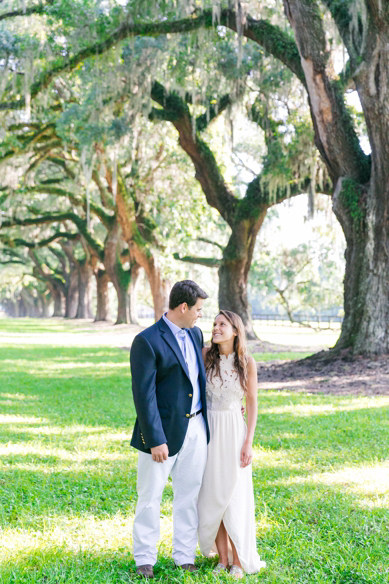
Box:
[130,317,210,457]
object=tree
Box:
[1,1,388,353]
[1,4,325,338]
[0,247,51,317]
[250,240,344,326]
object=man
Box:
[130,280,210,579]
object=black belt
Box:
[187,409,202,419]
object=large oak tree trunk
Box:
[59,241,80,319]
[50,284,64,317]
[218,218,264,339]
[332,179,369,351]
[345,27,389,355]
[103,219,131,324]
[116,191,166,321]
[116,282,128,324]
[282,0,389,355]
[18,298,27,317]
[7,300,19,317]
[20,290,38,317]
[76,259,93,319]
[65,265,79,318]
[94,269,110,321]
[219,262,256,339]
[38,292,51,318]
[134,248,167,320]
[333,179,389,355]
[128,262,141,325]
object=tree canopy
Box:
[1,0,388,354]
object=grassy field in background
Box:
[0,318,388,583]
[138,318,341,350]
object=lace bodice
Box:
[206,353,244,411]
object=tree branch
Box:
[0,9,305,110]
[283,0,370,183]
[196,237,224,251]
[150,80,238,225]
[0,211,104,258]
[0,231,79,249]
[173,252,221,267]
[47,156,76,180]
[195,93,234,132]
[0,0,54,22]
[29,185,115,228]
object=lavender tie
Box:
[177,329,188,365]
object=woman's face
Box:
[212,314,236,344]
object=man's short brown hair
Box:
[169,280,208,310]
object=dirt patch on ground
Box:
[255,350,389,395]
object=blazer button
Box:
[189,394,192,397]
[186,414,190,418]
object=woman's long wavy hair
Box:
[205,310,249,393]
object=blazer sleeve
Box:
[130,334,167,449]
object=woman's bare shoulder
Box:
[247,355,257,371]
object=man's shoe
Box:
[180,563,198,572]
[136,564,154,579]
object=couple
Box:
[130,280,266,579]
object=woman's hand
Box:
[240,440,253,468]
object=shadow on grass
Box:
[1,478,387,583]
[1,342,389,582]
[0,317,75,335]
[0,345,133,428]
[256,393,389,469]
[0,550,223,584]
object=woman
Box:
[197,310,266,579]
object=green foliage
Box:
[0,0,371,332]
[249,208,345,320]
[339,178,365,228]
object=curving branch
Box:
[0,211,104,258]
[150,91,234,132]
[0,231,79,249]
[29,184,115,228]
[0,0,54,21]
[173,252,221,268]
[195,93,236,133]
[283,0,370,184]
[196,237,224,251]
[150,80,238,225]
[0,9,304,110]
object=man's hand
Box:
[151,443,169,463]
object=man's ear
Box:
[180,302,188,313]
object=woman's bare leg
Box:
[215,521,229,566]
[229,536,242,568]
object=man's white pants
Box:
[133,413,207,567]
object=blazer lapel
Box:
[187,328,206,389]
[158,318,190,379]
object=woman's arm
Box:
[240,356,258,468]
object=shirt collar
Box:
[163,312,185,337]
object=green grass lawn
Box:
[0,319,388,583]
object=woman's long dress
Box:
[197,353,266,573]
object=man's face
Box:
[182,298,204,328]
